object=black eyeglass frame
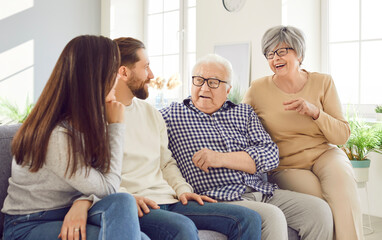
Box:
[265,47,294,59]
[191,76,228,89]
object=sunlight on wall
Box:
[0,40,34,112]
[282,0,288,24]
[110,4,115,35]
[0,0,34,20]
[107,0,143,40]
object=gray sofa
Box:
[0,124,299,239]
[0,124,20,240]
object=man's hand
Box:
[59,200,91,240]
[178,192,217,205]
[134,196,160,217]
[283,97,320,120]
[192,148,223,173]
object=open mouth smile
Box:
[275,64,285,69]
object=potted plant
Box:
[228,84,245,104]
[376,125,382,150]
[340,118,382,182]
[376,105,382,121]
[0,97,34,124]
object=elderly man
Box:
[160,54,334,240]
[113,38,261,240]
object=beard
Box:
[127,71,150,100]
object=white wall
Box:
[283,0,321,72]
[101,0,144,40]
[196,0,322,83]
[196,0,281,82]
[358,152,382,218]
[0,0,101,105]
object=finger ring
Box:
[74,228,80,232]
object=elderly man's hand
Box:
[192,148,223,173]
[178,192,217,205]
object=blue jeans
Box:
[3,193,148,240]
[139,201,261,240]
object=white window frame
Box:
[143,0,195,104]
[321,0,382,120]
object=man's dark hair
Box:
[114,37,146,68]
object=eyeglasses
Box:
[192,76,227,89]
[265,47,294,60]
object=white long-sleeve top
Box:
[2,123,125,215]
[118,98,193,204]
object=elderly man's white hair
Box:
[192,54,233,90]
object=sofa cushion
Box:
[0,124,20,238]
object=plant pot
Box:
[350,159,371,183]
[377,113,382,121]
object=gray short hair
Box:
[192,54,233,90]
[262,25,306,63]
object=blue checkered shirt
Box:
[160,98,279,201]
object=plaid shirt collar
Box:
[183,97,237,114]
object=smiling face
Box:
[268,43,302,78]
[126,48,154,99]
[191,62,231,115]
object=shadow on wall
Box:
[0,0,101,109]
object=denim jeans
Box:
[139,201,261,240]
[3,193,148,240]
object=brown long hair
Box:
[12,35,121,177]
[113,37,145,67]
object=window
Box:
[144,0,196,108]
[323,0,382,111]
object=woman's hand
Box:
[105,100,125,123]
[134,195,160,217]
[59,200,92,240]
[178,193,217,205]
[283,98,320,120]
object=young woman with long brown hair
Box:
[1,35,145,240]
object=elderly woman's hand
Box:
[283,98,320,120]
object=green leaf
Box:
[227,84,244,104]
[341,117,381,161]
[0,97,34,124]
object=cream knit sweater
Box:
[118,98,192,204]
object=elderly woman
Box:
[243,25,363,240]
